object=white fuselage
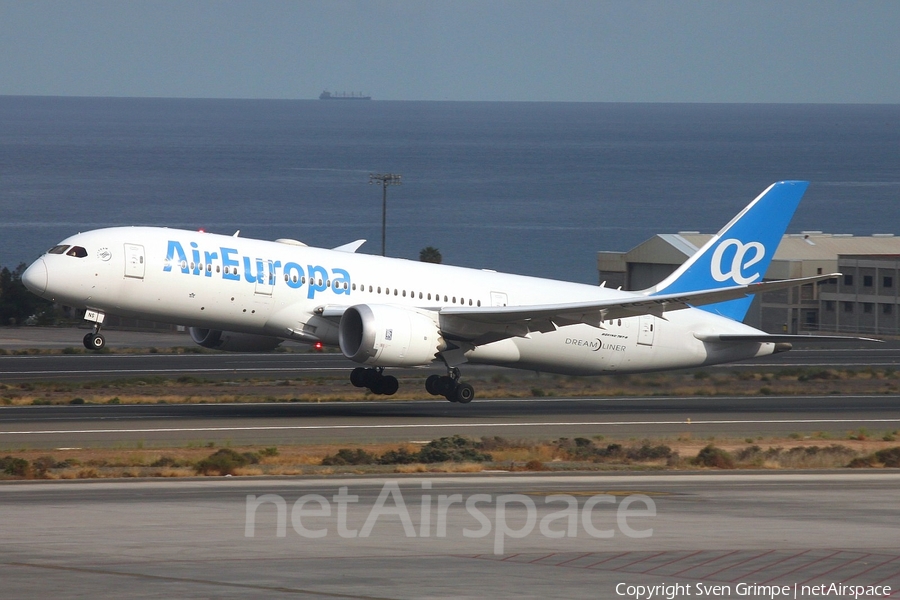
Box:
[27,227,775,375]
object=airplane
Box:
[21,181,874,403]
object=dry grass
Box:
[3,432,899,480]
[1,367,898,407]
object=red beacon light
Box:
[313,341,324,352]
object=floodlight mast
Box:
[369,173,402,256]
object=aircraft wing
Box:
[317,273,847,346]
[436,273,842,344]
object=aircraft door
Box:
[124,244,145,279]
[637,315,655,346]
[254,260,276,296]
[490,292,508,307]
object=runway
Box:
[2,395,900,448]
[1,473,898,599]
[0,333,898,384]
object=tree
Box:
[419,247,442,264]
[0,263,55,326]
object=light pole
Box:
[369,173,401,256]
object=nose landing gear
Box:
[82,310,107,351]
[425,367,475,403]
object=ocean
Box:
[1,97,898,284]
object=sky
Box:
[1,0,898,103]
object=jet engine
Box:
[338,304,445,367]
[189,327,283,352]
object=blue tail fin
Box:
[648,181,809,321]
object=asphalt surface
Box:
[2,395,900,448]
[2,473,898,599]
[0,328,897,384]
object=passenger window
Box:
[402,290,406,297]
[48,245,70,255]
[66,246,88,258]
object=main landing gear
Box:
[350,367,399,396]
[349,366,476,403]
[425,366,475,404]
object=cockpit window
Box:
[66,246,88,258]
[48,245,70,255]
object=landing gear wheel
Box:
[380,375,399,396]
[351,367,400,396]
[454,382,475,404]
[84,333,105,350]
[436,375,455,397]
[425,374,441,396]
[350,367,368,388]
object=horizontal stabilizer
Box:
[694,333,882,343]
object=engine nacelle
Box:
[339,304,445,367]
[189,328,283,352]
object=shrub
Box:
[32,455,57,477]
[477,436,515,451]
[259,447,279,457]
[875,447,900,468]
[151,456,188,468]
[69,397,85,405]
[693,445,735,469]
[321,448,377,466]
[798,369,839,382]
[0,455,31,477]
[377,448,419,465]
[627,443,673,461]
[195,449,259,475]
[416,436,492,463]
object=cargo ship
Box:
[319,91,371,100]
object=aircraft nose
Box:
[22,259,48,295]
